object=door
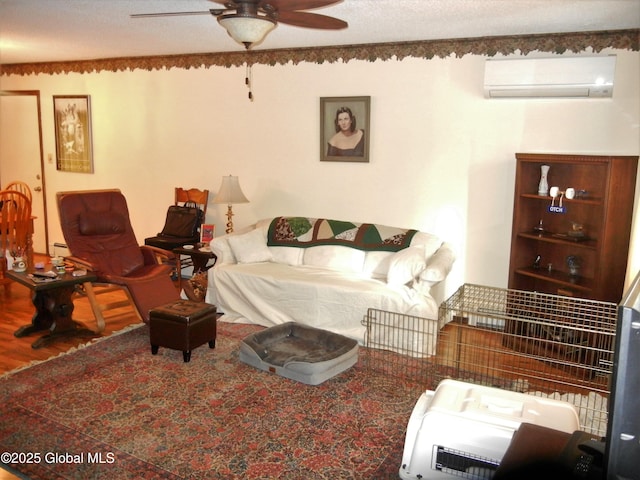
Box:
[0,91,48,254]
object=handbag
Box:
[158,202,203,238]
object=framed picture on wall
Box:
[320,96,370,163]
[53,95,94,173]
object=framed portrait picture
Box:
[320,96,370,163]
[53,95,94,173]
[201,224,215,243]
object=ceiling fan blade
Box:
[276,11,347,29]
[131,11,215,18]
[208,0,342,13]
[266,0,343,12]
[208,0,260,6]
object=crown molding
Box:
[1,29,638,76]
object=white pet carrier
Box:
[399,379,580,480]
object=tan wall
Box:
[2,48,639,300]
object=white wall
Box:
[2,48,639,300]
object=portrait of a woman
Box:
[326,106,365,157]
[320,96,370,162]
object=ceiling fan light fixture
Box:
[218,14,276,49]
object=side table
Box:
[172,245,217,289]
[7,267,99,349]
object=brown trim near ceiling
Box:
[2,29,638,76]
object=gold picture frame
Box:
[53,95,94,173]
[320,96,370,163]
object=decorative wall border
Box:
[2,29,638,76]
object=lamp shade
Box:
[213,175,249,205]
[218,14,276,49]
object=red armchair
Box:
[57,189,179,327]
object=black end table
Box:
[7,267,99,349]
[172,245,217,289]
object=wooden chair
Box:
[145,187,209,250]
[176,187,208,218]
[4,182,34,266]
[0,190,32,295]
[57,189,179,331]
[4,181,33,203]
[144,187,209,275]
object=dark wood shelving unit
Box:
[508,153,638,303]
[517,232,597,249]
[513,267,594,294]
[505,153,637,366]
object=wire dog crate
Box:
[437,284,616,436]
[361,309,441,392]
[362,284,617,436]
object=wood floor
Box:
[436,320,610,395]
[0,255,162,376]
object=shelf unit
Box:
[508,153,638,303]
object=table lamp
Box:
[213,175,249,234]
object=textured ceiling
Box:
[0,0,639,64]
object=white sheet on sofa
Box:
[209,262,438,346]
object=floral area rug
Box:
[0,322,422,479]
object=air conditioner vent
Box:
[484,56,616,99]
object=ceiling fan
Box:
[131,0,348,50]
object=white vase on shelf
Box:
[538,165,550,196]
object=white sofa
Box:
[206,217,455,354]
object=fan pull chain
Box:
[245,64,253,101]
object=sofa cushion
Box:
[303,246,365,273]
[363,232,443,279]
[363,251,394,278]
[269,246,304,266]
[227,229,273,264]
[387,246,426,286]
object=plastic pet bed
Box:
[239,322,359,385]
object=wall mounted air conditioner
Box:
[483,55,616,98]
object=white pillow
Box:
[410,232,443,259]
[420,242,454,282]
[363,251,395,278]
[210,237,236,264]
[227,229,273,264]
[387,246,426,286]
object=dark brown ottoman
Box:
[149,300,217,362]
